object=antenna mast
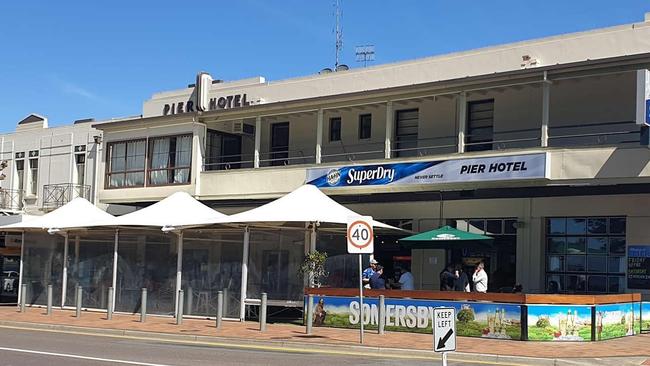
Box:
[334,0,343,69]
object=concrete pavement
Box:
[0,306,648,365]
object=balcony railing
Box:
[0,189,24,211]
[43,183,91,210]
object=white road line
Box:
[0,346,177,366]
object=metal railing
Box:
[322,141,385,163]
[0,189,24,211]
[43,183,91,210]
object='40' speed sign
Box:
[347,216,374,254]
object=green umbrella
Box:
[398,225,493,249]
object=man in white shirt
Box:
[394,266,415,290]
[472,262,488,293]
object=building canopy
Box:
[1,198,115,231]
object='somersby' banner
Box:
[305,153,546,188]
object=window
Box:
[394,109,418,157]
[466,99,494,152]
[106,139,146,188]
[75,154,86,186]
[545,217,626,294]
[329,117,341,142]
[28,158,38,196]
[206,130,242,171]
[270,122,290,166]
[148,135,192,185]
[15,159,24,193]
[358,114,372,139]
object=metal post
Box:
[174,231,184,320]
[378,294,385,335]
[17,232,24,311]
[306,294,314,335]
[216,290,223,329]
[61,232,69,308]
[75,286,82,318]
[111,229,119,312]
[442,352,448,366]
[239,227,250,321]
[107,287,114,320]
[46,285,53,315]
[20,284,26,313]
[176,290,184,325]
[260,292,268,332]
[140,288,147,322]
[358,254,364,344]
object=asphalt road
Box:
[0,327,497,366]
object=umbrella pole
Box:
[239,227,250,322]
[17,231,24,309]
[111,229,119,311]
[61,232,69,308]
[174,231,184,319]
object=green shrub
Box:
[457,308,475,323]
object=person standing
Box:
[453,264,470,292]
[439,264,454,291]
[393,266,415,290]
[472,262,488,293]
[369,265,386,289]
[362,259,378,289]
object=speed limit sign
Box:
[347,216,374,254]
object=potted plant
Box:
[299,251,329,288]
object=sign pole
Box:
[358,253,364,344]
[442,352,447,366]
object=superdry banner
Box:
[306,153,547,188]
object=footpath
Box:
[0,306,649,366]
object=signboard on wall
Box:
[305,153,547,188]
[627,245,650,290]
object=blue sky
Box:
[0,1,648,131]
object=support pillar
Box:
[316,109,324,164]
[457,92,467,153]
[111,229,119,311]
[61,232,69,308]
[254,116,261,168]
[541,72,551,148]
[17,231,24,310]
[174,231,184,319]
[384,101,393,159]
[239,227,250,321]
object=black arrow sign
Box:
[436,328,454,350]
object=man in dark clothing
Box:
[453,264,470,292]
[439,264,454,291]
[369,265,386,289]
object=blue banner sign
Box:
[306,153,546,188]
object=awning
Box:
[114,191,228,228]
[399,225,493,249]
[173,184,401,231]
[0,198,116,231]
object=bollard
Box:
[107,287,114,320]
[140,288,147,322]
[76,286,82,318]
[378,295,385,335]
[20,284,27,313]
[306,294,314,335]
[216,290,223,329]
[260,293,267,332]
[46,285,53,316]
[176,290,184,325]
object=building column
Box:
[239,227,250,321]
[384,101,393,159]
[541,73,551,148]
[61,232,69,308]
[316,109,324,164]
[457,92,467,153]
[17,231,24,308]
[174,231,184,318]
[254,116,261,168]
[111,229,119,311]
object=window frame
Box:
[358,114,372,140]
[329,117,342,142]
[104,138,148,189]
[146,134,193,187]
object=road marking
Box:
[0,345,176,366]
[0,324,533,366]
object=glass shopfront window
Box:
[247,230,304,301]
[22,233,64,306]
[181,230,243,319]
[65,232,114,309]
[115,231,177,315]
[545,217,625,294]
